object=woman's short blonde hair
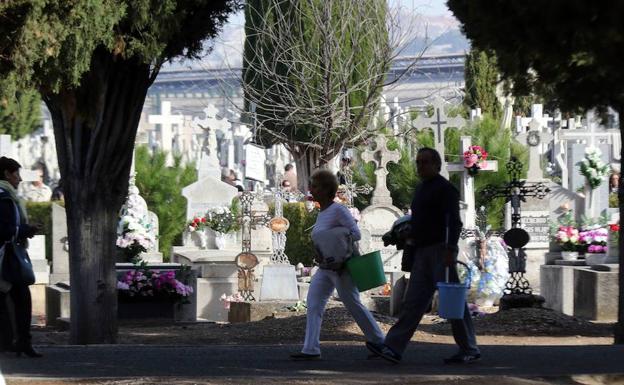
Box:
[310,169,338,199]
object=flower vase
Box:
[215,232,227,250]
[560,251,579,261]
[607,231,619,258]
[585,253,608,265]
[196,230,208,249]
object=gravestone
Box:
[259,178,299,301]
[50,203,70,284]
[29,235,49,284]
[359,135,404,272]
[411,97,466,178]
[141,211,163,263]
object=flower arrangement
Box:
[116,183,156,260]
[579,147,610,189]
[554,225,580,251]
[463,145,488,176]
[579,225,608,254]
[220,292,244,309]
[205,205,239,234]
[117,262,193,303]
[187,215,208,232]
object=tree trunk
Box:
[291,145,338,193]
[43,48,153,344]
[616,104,624,344]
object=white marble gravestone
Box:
[148,101,183,166]
[359,135,404,272]
[50,203,70,284]
[29,235,49,284]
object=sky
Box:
[164,0,462,71]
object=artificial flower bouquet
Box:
[205,205,239,234]
[116,215,156,260]
[463,145,488,176]
[187,215,208,232]
[117,261,193,303]
[579,146,610,189]
[579,225,608,254]
[553,225,581,251]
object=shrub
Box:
[134,146,197,260]
[282,202,318,266]
[25,201,56,261]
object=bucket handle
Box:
[444,260,471,287]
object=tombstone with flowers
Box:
[116,180,158,262]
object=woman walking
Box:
[0,156,42,357]
[290,170,384,360]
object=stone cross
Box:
[192,104,232,180]
[361,135,400,206]
[411,98,466,178]
[447,136,498,229]
[339,167,372,208]
[515,119,552,181]
[148,101,183,165]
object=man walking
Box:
[368,147,480,364]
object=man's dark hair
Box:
[417,147,442,172]
[0,157,21,180]
[284,164,294,172]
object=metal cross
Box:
[481,157,550,296]
[339,167,373,208]
[235,191,271,301]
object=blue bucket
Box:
[436,261,471,319]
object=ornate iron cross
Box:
[339,167,373,208]
[481,157,550,296]
[235,191,271,301]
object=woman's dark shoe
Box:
[16,346,43,358]
[290,352,321,361]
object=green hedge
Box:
[282,202,318,266]
[25,201,63,261]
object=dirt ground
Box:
[31,303,615,347]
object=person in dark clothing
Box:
[367,147,480,364]
[0,156,42,358]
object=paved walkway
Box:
[1,342,623,384]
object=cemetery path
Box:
[1,343,623,385]
[32,306,615,347]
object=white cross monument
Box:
[361,135,401,205]
[411,98,466,178]
[148,101,183,165]
[447,136,499,229]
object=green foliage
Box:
[25,201,55,261]
[448,1,624,112]
[463,48,501,118]
[610,192,618,208]
[0,1,240,93]
[0,84,42,140]
[282,202,318,266]
[134,146,197,260]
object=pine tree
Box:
[0,1,239,344]
[463,48,501,118]
[0,83,41,140]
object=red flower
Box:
[201,217,206,223]
[193,217,200,223]
[609,224,620,232]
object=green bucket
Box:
[346,250,386,292]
